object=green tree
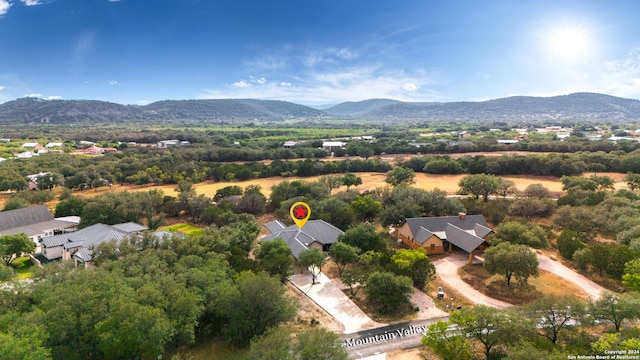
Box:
[245,326,292,360]
[298,248,327,284]
[294,327,349,360]
[319,174,343,193]
[350,194,382,222]
[255,239,293,283]
[389,248,435,289]
[422,320,472,360]
[624,172,640,191]
[214,185,243,202]
[556,230,585,260]
[246,326,348,360]
[483,242,539,288]
[491,221,549,248]
[0,264,14,281]
[590,292,640,332]
[337,223,387,253]
[590,175,615,191]
[523,183,552,199]
[341,172,362,191]
[2,196,29,211]
[621,258,640,291]
[0,234,35,266]
[222,271,297,346]
[364,271,413,313]
[458,174,501,201]
[328,242,359,277]
[450,305,535,359]
[385,166,416,187]
[507,198,555,221]
[525,295,588,344]
[96,297,173,359]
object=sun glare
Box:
[547,24,592,62]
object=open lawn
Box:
[11,256,34,280]
[158,223,203,235]
[458,264,588,305]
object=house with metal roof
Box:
[261,220,344,260]
[40,222,150,265]
[396,213,492,264]
[0,205,79,252]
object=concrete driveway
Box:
[433,252,513,308]
[536,252,606,300]
[290,272,387,334]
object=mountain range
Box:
[2,93,640,125]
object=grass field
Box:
[158,223,203,235]
[459,264,588,305]
[69,171,599,201]
[0,171,627,211]
[11,256,34,280]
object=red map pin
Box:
[290,201,311,229]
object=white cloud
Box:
[231,80,250,88]
[136,100,150,105]
[403,83,419,91]
[47,95,61,100]
[21,0,42,6]
[600,49,640,99]
[108,80,121,86]
[250,76,266,84]
[199,66,442,106]
[25,93,42,98]
[0,85,5,91]
[0,0,11,17]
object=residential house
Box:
[322,141,346,152]
[0,205,79,252]
[45,142,64,148]
[261,220,344,261]
[83,145,104,155]
[396,213,492,264]
[283,141,299,148]
[40,222,151,266]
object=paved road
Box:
[536,253,606,300]
[432,253,513,308]
[340,317,449,359]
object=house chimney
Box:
[458,212,466,220]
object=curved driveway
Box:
[433,253,513,308]
[536,253,606,300]
[433,251,608,309]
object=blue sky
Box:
[1,0,640,106]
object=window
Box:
[430,244,436,250]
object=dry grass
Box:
[5,172,627,211]
[458,264,588,305]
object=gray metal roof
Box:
[413,227,436,245]
[262,229,310,259]
[0,205,54,232]
[67,223,130,248]
[111,222,148,233]
[0,219,77,238]
[64,241,84,249]
[41,234,69,248]
[264,220,287,234]
[262,220,344,259]
[73,248,92,263]
[406,215,490,240]
[444,223,485,253]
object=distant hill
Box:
[325,93,640,122]
[0,98,326,124]
[2,93,640,124]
